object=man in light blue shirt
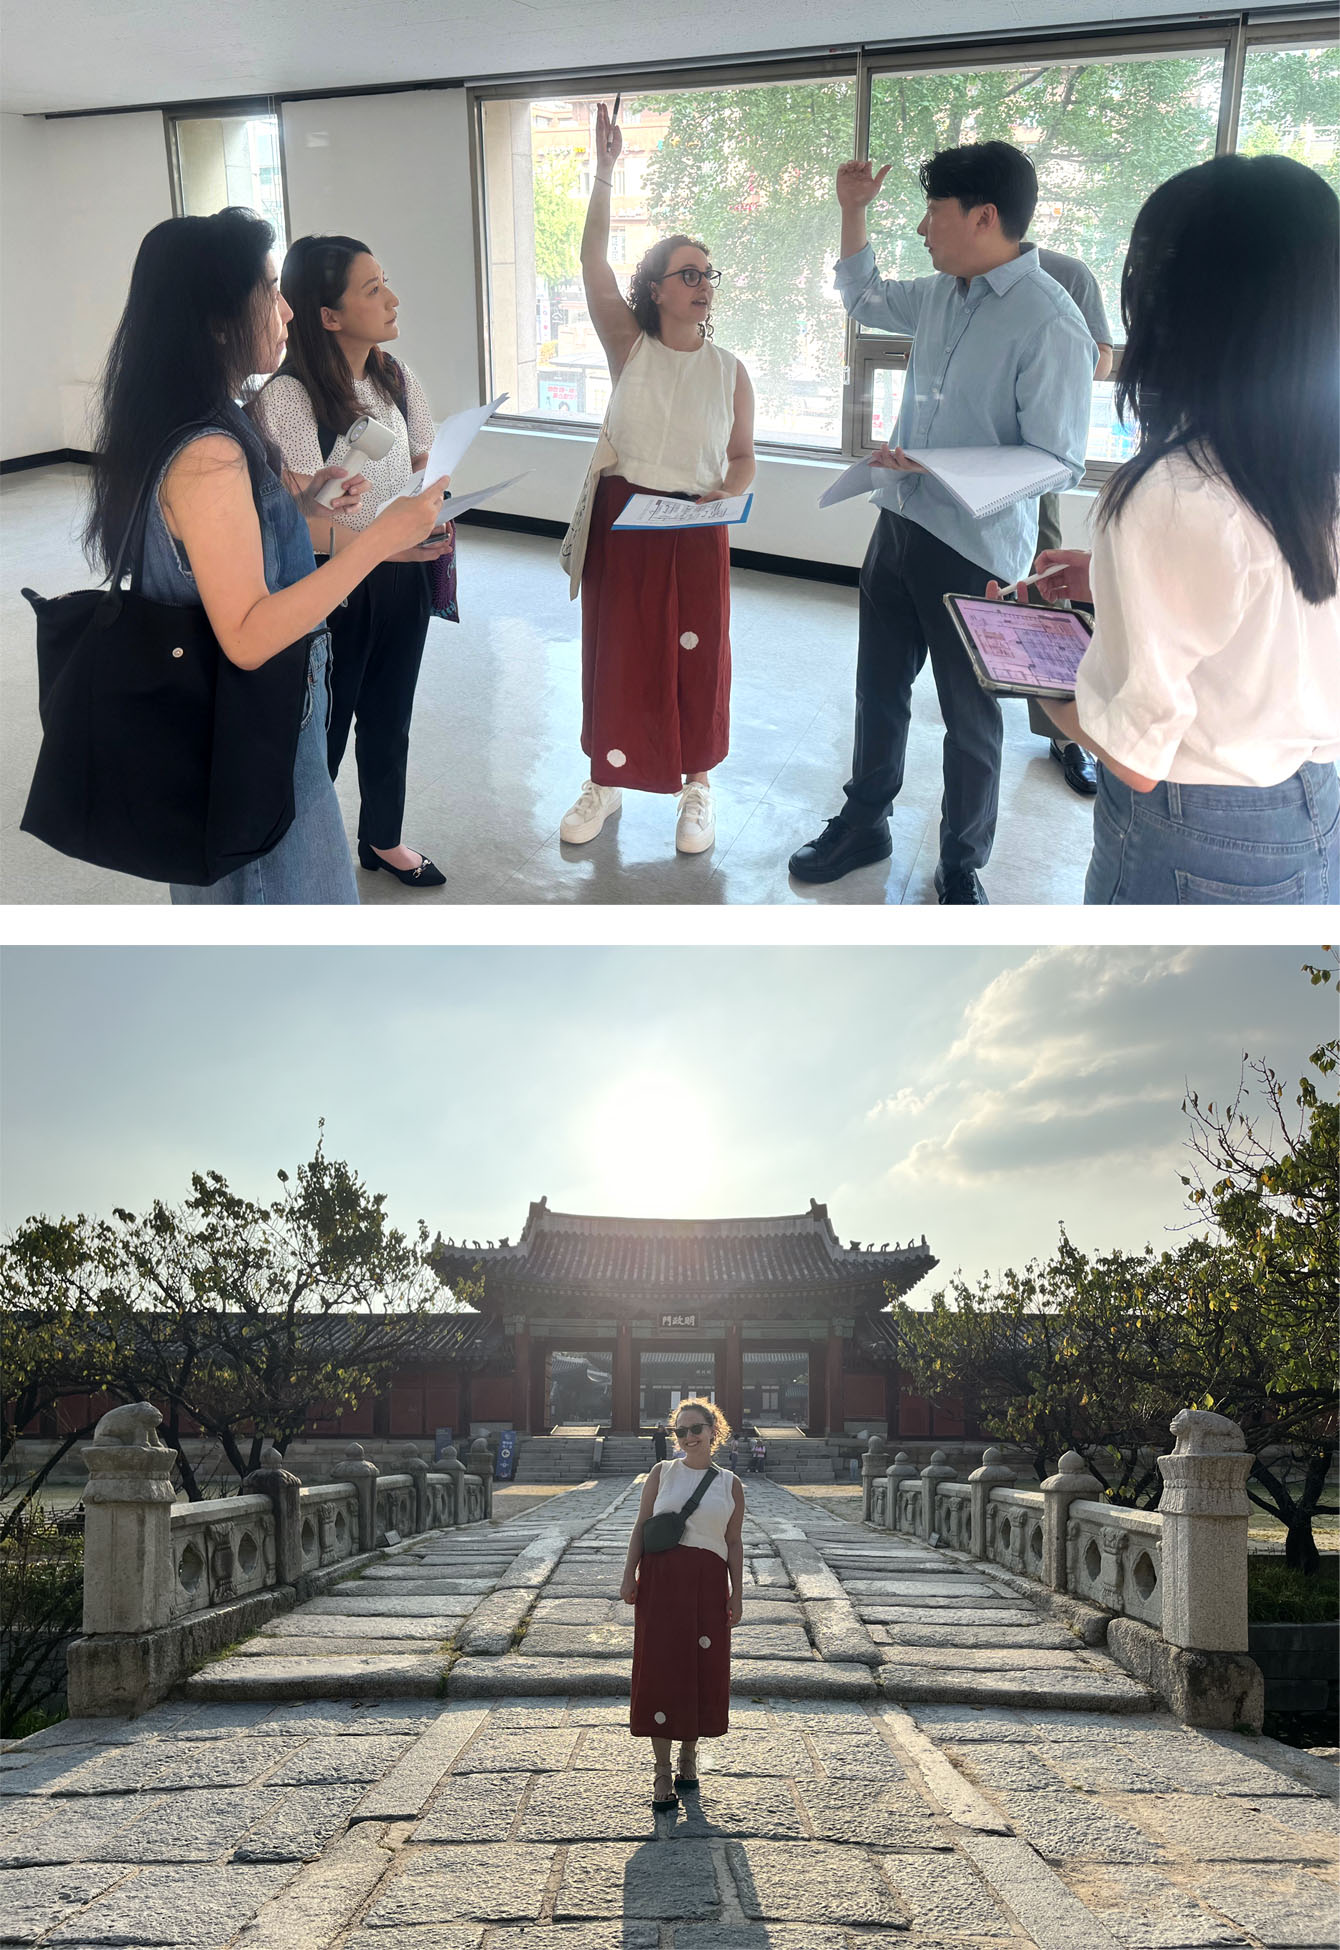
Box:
[789,141,1095,902]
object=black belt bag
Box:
[20,424,311,887]
[642,1464,718,1554]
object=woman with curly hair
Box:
[559,100,756,857]
[620,1399,745,1810]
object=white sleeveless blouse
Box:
[651,1457,736,1561]
[605,334,738,496]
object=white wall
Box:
[281,90,481,423]
[3,86,1095,568]
[0,109,172,458]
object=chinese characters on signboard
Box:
[658,1312,698,1329]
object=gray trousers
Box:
[841,509,999,875]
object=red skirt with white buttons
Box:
[629,1541,731,1740]
[580,473,731,796]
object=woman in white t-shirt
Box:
[256,236,454,890]
[994,155,1339,904]
[559,100,756,858]
[621,1400,745,1811]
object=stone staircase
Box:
[597,1435,654,1473]
[510,1435,598,1483]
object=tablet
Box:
[943,593,1093,699]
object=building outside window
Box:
[168,108,287,254]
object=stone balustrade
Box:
[67,1410,491,1719]
[862,1410,1262,1729]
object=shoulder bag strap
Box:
[107,416,256,596]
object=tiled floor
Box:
[1,465,1099,905]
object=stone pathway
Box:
[2,1475,1336,1946]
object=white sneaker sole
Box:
[561,799,621,845]
[675,821,715,855]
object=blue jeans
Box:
[170,634,357,906]
[1085,762,1340,905]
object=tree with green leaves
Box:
[1,1134,466,1511]
[533,152,586,298]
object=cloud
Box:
[891,1083,1187,1185]
[866,1083,949,1122]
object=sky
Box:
[1,944,1331,1294]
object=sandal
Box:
[652,1764,678,1813]
[674,1743,699,1791]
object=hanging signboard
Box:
[659,1312,698,1329]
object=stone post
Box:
[1040,1451,1104,1591]
[79,1403,178,1634]
[1157,1409,1252,1651]
[437,1443,467,1526]
[920,1450,958,1543]
[861,1436,889,1523]
[968,1446,1017,1561]
[398,1444,431,1534]
[243,1443,304,1588]
[469,1436,495,1519]
[884,1453,919,1533]
[331,1442,380,1555]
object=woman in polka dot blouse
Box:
[621,1399,746,1811]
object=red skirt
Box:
[581,474,731,795]
[629,1544,731,1740]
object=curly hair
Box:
[626,233,712,337]
[673,1399,731,1451]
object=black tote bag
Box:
[19,427,312,887]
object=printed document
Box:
[414,394,509,490]
[819,447,1070,520]
[613,492,753,531]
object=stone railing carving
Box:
[862,1413,1262,1730]
[67,1409,493,1719]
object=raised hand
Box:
[836,159,892,210]
[593,101,623,181]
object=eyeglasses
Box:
[674,1422,708,1437]
[661,267,721,289]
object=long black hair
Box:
[83,207,277,574]
[1101,154,1339,605]
[627,233,712,337]
[269,234,403,433]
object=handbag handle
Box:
[103,414,265,601]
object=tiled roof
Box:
[433,1200,936,1309]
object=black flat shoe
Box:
[788,816,893,884]
[673,1774,699,1792]
[357,842,446,888]
[1050,738,1098,796]
[652,1769,678,1812]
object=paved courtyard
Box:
[2,1476,1335,1947]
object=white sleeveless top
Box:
[651,1457,736,1560]
[605,334,738,496]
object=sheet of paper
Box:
[817,459,879,509]
[612,492,753,531]
[414,394,509,490]
[901,444,1071,518]
[373,470,529,522]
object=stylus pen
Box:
[1002,568,1059,600]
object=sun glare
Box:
[579,1069,722,1214]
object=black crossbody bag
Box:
[20,423,311,887]
[642,1464,718,1554]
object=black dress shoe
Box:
[788,816,892,884]
[934,863,989,905]
[1050,738,1097,796]
[357,841,447,888]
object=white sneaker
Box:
[560,780,622,844]
[675,780,716,854]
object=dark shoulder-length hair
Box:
[1100,154,1339,605]
[267,234,403,433]
[83,207,277,573]
[626,233,710,336]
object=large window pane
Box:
[172,114,287,252]
[867,53,1222,341]
[1238,42,1340,193]
[482,78,856,449]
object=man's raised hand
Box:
[836,159,892,209]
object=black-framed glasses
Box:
[662,267,721,289]
[674,1421,708,1437]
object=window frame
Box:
[164,96,292,249]
[468,12,1337,478]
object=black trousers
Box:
[841,509,999,875]
[327,558,432,848]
